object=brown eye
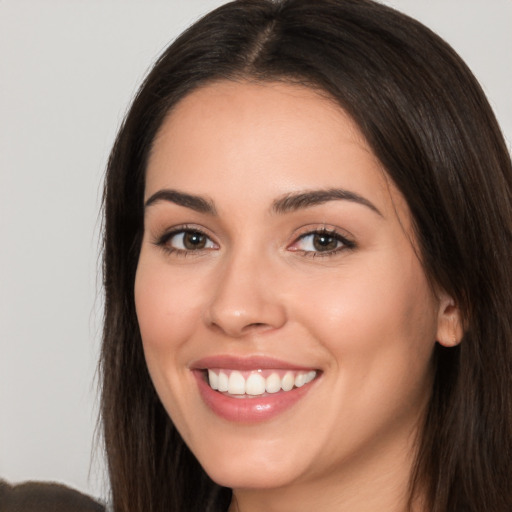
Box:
[183,231,207,250]
[164,229,216,252]
[312,233,339,252]
[290,229,354,256]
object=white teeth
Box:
[228,371,246,395]
[294,372,306,388]
[218,371,229,392]
[245,373,266,395]
[281,372,295,391]
[208,369,219,390]
[207,369,318,396]
[305,370,316,384]
[265,373,281,394]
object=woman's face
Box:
[135,81,445,493]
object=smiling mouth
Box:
[206,369,318,397]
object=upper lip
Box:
[190,355,318,371]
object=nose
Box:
[204,250,287,338]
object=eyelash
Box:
[153,226,355,258]
[290,228,355,257]
[154,225,216,256]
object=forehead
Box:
[145,80,407,222]
[150,80,366,161]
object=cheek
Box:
[134,257,204,354]
[286,257,438,451]
[289,251,438,379]
[133,255,206,430]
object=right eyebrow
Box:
[144,189,217,215]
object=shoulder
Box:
[0,479,105,512]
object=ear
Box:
[436,291,463,347]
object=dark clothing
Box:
[0,480,105,512]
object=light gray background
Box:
[1,0,511,503]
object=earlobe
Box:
[436,293,463,347]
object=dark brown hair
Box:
[100,1,512,511]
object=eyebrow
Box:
[144,189,217,214]
[272,188,382,216]
[144,187,382,217]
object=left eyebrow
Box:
[272,188,383,216]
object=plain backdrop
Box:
[1,0,511,503]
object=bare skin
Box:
[135,81,461,512]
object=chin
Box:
[205,463,299,490]
[193,439,308,490]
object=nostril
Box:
[243,322,273,332]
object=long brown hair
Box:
[100,1,512,510]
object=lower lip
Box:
[194,371,317,423]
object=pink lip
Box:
[191,355,319,423]
[191,355,316,372]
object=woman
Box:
[100,0,512,511]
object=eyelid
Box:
[151,223,354,258]
[287,226,356,256]
[153,224,219,255]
